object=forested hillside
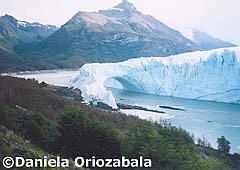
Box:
[0,76,239,170]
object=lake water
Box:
[12,70,240,153]
[110,88,240,153]
[12,70,79,86]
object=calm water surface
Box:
[109,88,240,153]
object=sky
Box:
[0,0,240,45]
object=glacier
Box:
[70,47,240,109]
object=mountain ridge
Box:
[180,28,237,50]
[0,14,58,52]
[192,30,237,50]
[20,0,200,70]
[0,1,237,72]
[0,14,59,72]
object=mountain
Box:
[181,29,236,50]
[19,0,200,70]
[70,47,240,109]
[192,30,237,50]
[0,14,58,52]
[0,14,58,72]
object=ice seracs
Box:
[70,47,240,109]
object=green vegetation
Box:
[200,157,231,170]
[217,136,231,154]
[0,125,49,170]
[122,121,200,169]
[0,105,59,150]
[0,76,240,170]
[54,106,121,158]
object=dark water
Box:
[109,88,240,153]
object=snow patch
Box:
[109,7,124,12]
[17,21,28,27]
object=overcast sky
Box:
[1,0,240,44]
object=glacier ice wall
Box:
[70,47,240,108]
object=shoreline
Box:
[0,69,79,76]
[117,103,165,114]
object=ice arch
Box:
[104,76,144,92]
[70,47,240,109]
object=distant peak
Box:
[2,14,15,20]
[114,0,137,12]
[0,14,18,23]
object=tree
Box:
[217,136,230,153]
[55,106,121,158]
